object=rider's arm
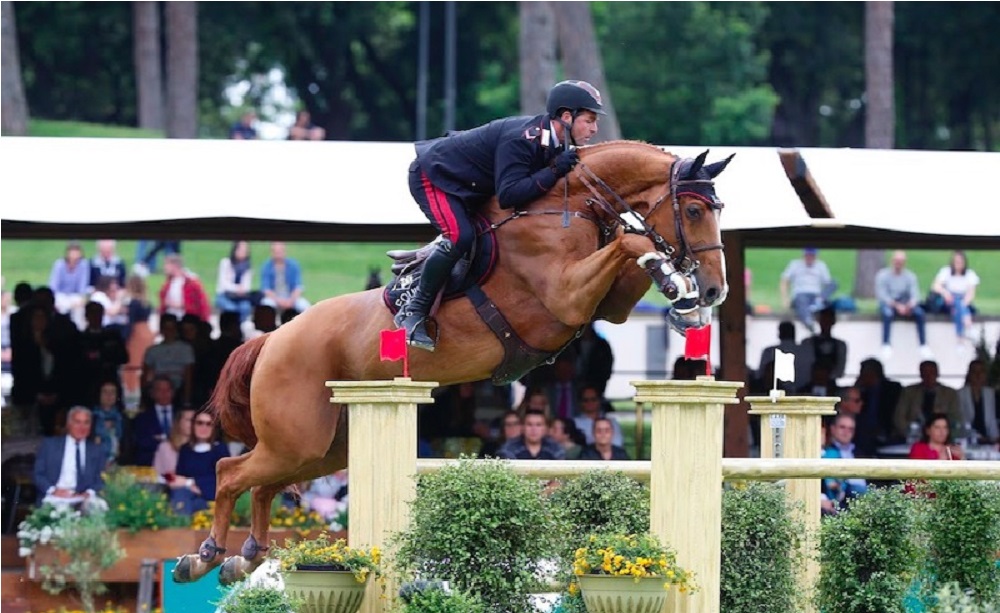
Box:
[495,139,560,210]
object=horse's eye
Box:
[685,205,702,221]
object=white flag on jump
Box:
[773,350,796,384]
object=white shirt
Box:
[166,276,186,318]
[55,436,86,491]
[933,267,980,295]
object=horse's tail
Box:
[208,333,270,449]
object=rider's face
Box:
[570,111,599,145]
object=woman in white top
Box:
[214,241,257,322]
[931,250,980,342]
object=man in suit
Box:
[894,360,961,440]
[34,406,108,510]
[855,358,903,448]
[131,376,177,466]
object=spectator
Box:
[91,380,124,467]
[854,358,903,450]
[821,413,869,514]
[497,409,565,460]
[131,376,180,466]
[88,277,129,339]
[288,110,326,141]
[544,353,580,419]
[579,417,630,460]
[78,301,129,405]
[153,407,195,482]
[48,240,90,328]
[301,470,349,523]
[158,254,211,322]
[672,356,706,381]
[958,359,998,444]
[215,240,259,322]
[517,387,553,420]
[797,361,839,398]
[365,268,383,291]
[779,247,836,333]
[799,306,847,381]
[171,411,229,514]
[33,406,108,511]
[142,314,194,405]
[893,360,961,441]
[123,274,155,400]
[757,320,809,390]
[180,314,214,409]
[550,417,585,460]
[202,311,245,394]
[573,384,623,447]
[930,250,980,345]
[478,409,522,458]
[229,110,258,140]
[875,250,932,361]
[908,413,963,460]
[89,239,127,291]
[260,242,311,315]
[573,324,614,398]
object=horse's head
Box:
[575,144,734,332]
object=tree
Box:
[519,2,556,116]
[553,2,621,142]
[1,1,30,135]
[133,1,164,131]
[165,1,198,138]
[854,1,894,299]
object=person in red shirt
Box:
[908,413,964,460]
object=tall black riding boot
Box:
[394,239,459,351]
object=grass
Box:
[3,241,995,316]
[27,119,164,139]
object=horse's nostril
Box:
[704,287,720,303]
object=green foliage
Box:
[271,532,380,582]
[929,582,1000,613]
[16,503,81,557]
[215,577,302,613]
[721,482,805,613]
[393,457,557,613]
[101,469,189,532]
[816,486,925,613]
[922,481,1000,606]
[39,511,124,613]
[400,584,487,613]
[549,471,650,544]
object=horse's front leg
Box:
[173,454,246,583]
[540,233,656,326]
[219,483,283,585]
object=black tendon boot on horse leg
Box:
[394,239,460,351]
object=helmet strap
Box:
[554,112,578,148]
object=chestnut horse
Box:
[173,141,734,584]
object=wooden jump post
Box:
[327,377,437,613]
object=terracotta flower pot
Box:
[282,569,368,613]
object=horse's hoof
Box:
[219,556,249,586]
[172,555,194,583]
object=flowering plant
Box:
[191,494,327,532]
[102,468,188,532]
[571,533,696,593]
[271,531,381,583]
[16,503,81,557]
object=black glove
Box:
[551,149,579,177]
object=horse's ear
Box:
[685,150,710,178]
[704,153,736,179]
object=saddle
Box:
[381,214,579,384]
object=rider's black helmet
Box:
[546,80,607,118]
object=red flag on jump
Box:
[380,328,409,377]
[684,324,712,377]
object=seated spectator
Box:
[142,314,194,405]
[930,250,980,345]
[573,324,614,398]
[574,384,623,447]
[158,254,211,322]
[544,354,581,419]
[79,300,129,404]
[799,307,847,381]
[908,413,963,460]
[579,417,630,460]
[796,361,839,398]
[478,409,522,458]
[131,376,180,466]
[88,239,127,291]
[288,110,326,141]
[821,413,869,515]
[260,242,311,315]
[550,417,585,460]
[301,470,349,522]
[48,240,90,328]
[497,409,564,460]
[246,304,278,341]
[958,359,998,445]
[91,381,125,467]
[517,387,553,420]
[89,277,129,339]
[893,360,961,441]
[154,407,195,483]
[779,247,836,333]
[229,110,258,140]
[280,307,301,325]
[875,250,932,361]
[672,356,707,381]
[757,320,809,390]
[215,240,259,322]
[123,274,155,399]
[33,407,108,512]
[855,358,903,448]
[171,411,229,514]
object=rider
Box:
[396,80,606,351]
